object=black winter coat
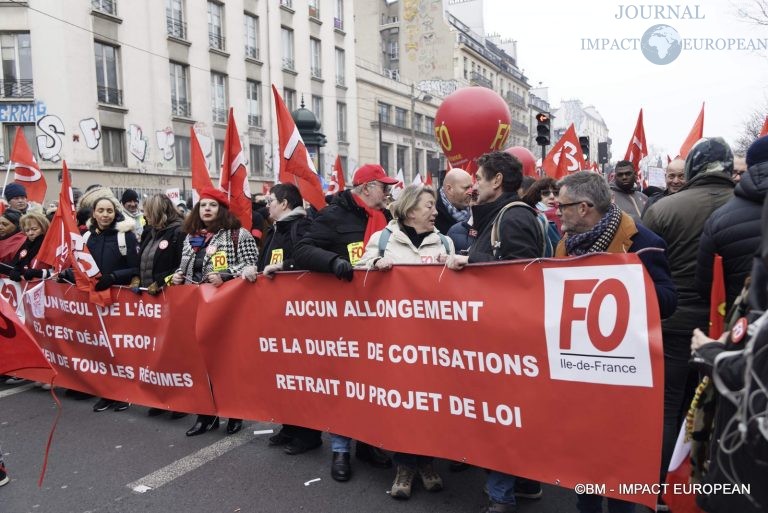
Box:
[294,190,391,272]
[697,161,768,310]
[468,192,544,262]
[435,193,461,235]
[257,209,311,272]
[86,219,139,285]
[138,221,185,288]
[9,235,43,273]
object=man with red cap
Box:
[293,163,397,482]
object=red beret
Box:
[199,187,230,208]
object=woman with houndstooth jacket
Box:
[171,187,258,437]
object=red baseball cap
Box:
[352,164,399,186]
[199,187,230,208]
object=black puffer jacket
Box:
[468,192,544,262]
[138,220,185,288]
[697,160,768,310]
[257,208,311,272]
[86,217,139,284]
[294,190,391,271]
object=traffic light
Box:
[579,136,590,161]
[598,142,609,164]
[535,112,550,146]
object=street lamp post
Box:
[410,83,432,184]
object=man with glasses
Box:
[556,171,676,513]
[293,163,396,482]
[610,160,648,223]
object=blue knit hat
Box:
[3,183,26,201]
[746,135,768,167]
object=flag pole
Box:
[2,160,12,196]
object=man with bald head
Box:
[644,158,686,212]
[435,168,473,234]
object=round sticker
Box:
[731,317,748,344]
[158,240,169,250]
[205,245,217,256]
[19,249,28,258]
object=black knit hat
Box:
[747,135,768,167]
[1,208,23,229]
[120,188,139,205]
[3,183,26,201]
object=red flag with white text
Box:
[679,103,704,159]
[219,109,252,230]
[190,127,213,196]
[542,124,585,178]
[35,161,111,305]
[624,109,648,177]
[10,126,47,203]
[328,155,346,195]
[272,85,326,210]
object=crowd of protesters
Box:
[2,134,768,513]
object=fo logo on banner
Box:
[543,265,653,387]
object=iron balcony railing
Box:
[0,79,34,98]
[171,98,191,117]
[97,85,122,106]
[208,31,226,51]
[245,46,260,60]
[212,107,227,123]
[248,114,262,127]
[166,16,187,39]
[92,0,116,15]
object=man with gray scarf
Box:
[642,137,736,499]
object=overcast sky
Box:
[482,0,768,156]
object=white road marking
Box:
[252,429,274,435]
[0,384,35,398]
[127,429,251,493]
[304,478,321,486]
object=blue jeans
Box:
[486,471,516,505]
[330,434,351,453]
[576,493,635,513]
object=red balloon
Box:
[504,146,537,177]
[434,87,512,170]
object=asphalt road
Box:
[0,381,589,513]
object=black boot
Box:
[331,451,351,482]
[226,418,243,435]
[185,415,219,436]
[355,442,392,468]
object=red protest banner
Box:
[21,282,216,414]
[19,254,663,508]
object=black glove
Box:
[331,258,354,282]
[57,269,75,284]
[24,268,45,280]
[94,273,116,291]
[8,269,21,282]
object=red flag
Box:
[553,145,570,179]
[272,85,326,211]
[35,161,111,305]
[328,155,346,194]
[190,127,213,196]
[542,124,585,178]
[9,126,47,203]
[218,108,252,230]
[760,115,768,138]
[425,171,433,185]
[709,254,726,338]
[624,109,648,176]
[679,103,705,159]
[662,424,705,513]
[0,295,56,380]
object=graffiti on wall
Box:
[36,114,65,162]
[156,127,175,161]
[79,118,101,149]
[0,101,47,123]
[128,124,148,162]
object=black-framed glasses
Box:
[556,200,593,212]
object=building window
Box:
[207,2,225,51]
[174,135,190,170]
[394,107,407,128]
[388,40,398,60]
[336,102,347,142]
[378,102,391,124]
[281,27,294,71]
[415,149,423,174]
[310,38,322,79]
[380,143,391,173]
[3,124,37,160]
[397,145,407,173]
[308,0,320,18]
[211,72,227,123]
[214,139,224,173]
[335,47,345,86]
[425,116,435,135]
[334,0,344,30]
[249,144,264,176]
[166,0,186,39]
[244,13,259,59]
[280,0,293,8]
[92,0,117,16]
[102,128,125,166]
[246,80,261,127]
[0,33,33,98]
[414,113,423,133]
[311,95,323,123]
[169,62,190,117]
[463,57,468,79]
[283,88,296,112]
[94,41,121,105]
